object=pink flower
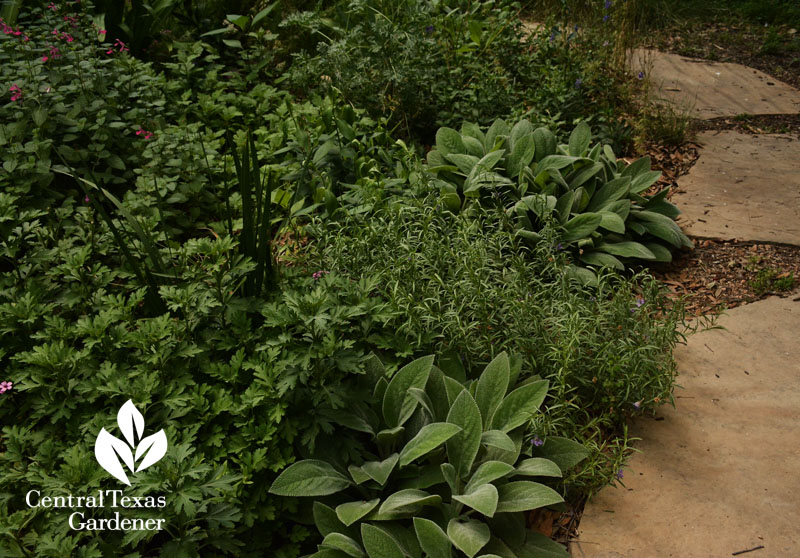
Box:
[84,195,90,203]
[99,29,107,35]
[42,55,49,62]
[64,33,73,43]
[48,2,57,10]
[49,46,61,57]
[136,128,153,140]
[0,381,13,394]
[9,84,22,102]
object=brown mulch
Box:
[651,239,800,317]
[633,112,800,318]
[639,141,701,197]
[694,113,800,137]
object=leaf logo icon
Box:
[94,400,167,485]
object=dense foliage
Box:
[313,197,688,494]
[270,353,587,558]
[0,0,696,556]
[426,118,693,280]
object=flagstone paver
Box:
[571,296,800,558]
[672,131,800,245]
[630,49,800,119]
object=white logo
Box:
[94,400,167,486]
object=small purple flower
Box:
[549,32,555,42]
[574,24,579,32]
[84,195,90,203]
[633,401,641,410]
[636,297,645,307]
[0,381,13,394]
[603,14,610,23]
[425,24,434,35]
[531,436,544,447]
[616,469,624,480]
[574,78,583,89]
[312,270,328,280]
[605,0,613,8]
[638,71,645,80]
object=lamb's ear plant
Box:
[270,352,586,558]
[427,118,693,281]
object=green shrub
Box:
[311,196,690,494]
[0,190,402,556]
[0,2,174,204]
[282,1,568,142]
[270,353,587,558]
[426,118,693,278]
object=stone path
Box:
[573,297,800,558]
[630,49,800,118]
[673,131,800,245]
[574,52,800,557]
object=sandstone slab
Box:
[672,131,800,245]
[631,49,800,119]
[572,296,800,558]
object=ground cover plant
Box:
[426,118,692,280]
[1,0,698,555]
[312,195,690,496]
[269,353,586,558]
[282,0,633,148]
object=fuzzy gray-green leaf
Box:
[446,390,483,478]
[398,423,462,467]
[269,460,351,497]
[489,380,548,433]
[336,499,380,527]
[447,519,491,558]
